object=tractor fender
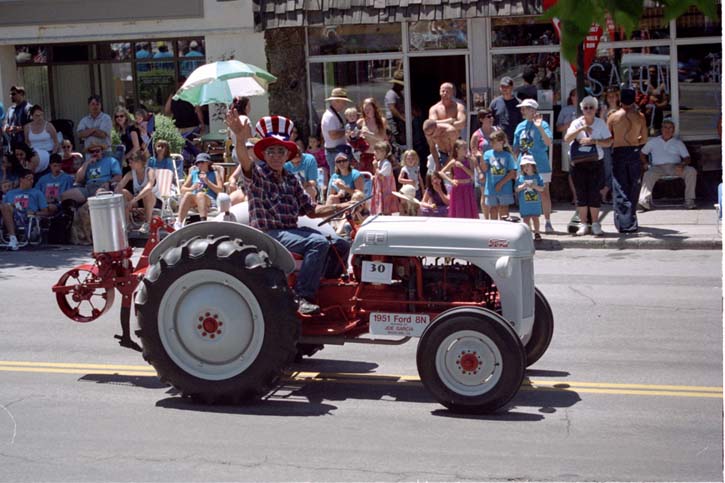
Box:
[420,305,520,346]
[148,221,296,275]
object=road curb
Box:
[535,236,722,250]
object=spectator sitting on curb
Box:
[638,117,697,211]
[1,168,49,250]
[61,141,123,206]
[35,154,74,216]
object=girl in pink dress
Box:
[441,139,478,219]
[370,141,399,215]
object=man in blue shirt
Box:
[36,154,74,215]
[284,150,319,201]
[61,142,122,205]
[512,98,554,233]
[1,168,48,250]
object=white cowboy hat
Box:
[392,184,421,205]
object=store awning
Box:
[252,0,543,31]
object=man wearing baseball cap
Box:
[227,111,354,315]
[606,87,648,233]
[489,76,522,144]
[512,98,554,232]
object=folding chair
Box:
[154,168,177,224]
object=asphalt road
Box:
[0,247,722,482]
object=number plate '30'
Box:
[361,261,393,284]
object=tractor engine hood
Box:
[351,216,535,258]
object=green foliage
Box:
[110,129,121,147]
[151,114,185,154]
[543,0,720,61]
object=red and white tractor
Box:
[53,194,553,414]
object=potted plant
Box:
[151,114,185,155]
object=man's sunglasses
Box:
[88,149,103,154]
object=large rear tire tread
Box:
[417,309,525,414]
[524,287,554,367]
[136,235,299,404]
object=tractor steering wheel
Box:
[317,194,372,227]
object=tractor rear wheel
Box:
[136,235,299,403]
[417,308,525,414]
[524,287,554,367]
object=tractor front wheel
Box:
[136,235,299,404]
[524,287,554,367]
[417,308,525,414]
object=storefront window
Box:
[96,42,132,61]
[308,24,402,56]
[137,63,176,113]
[599,5,670,42]
[492,17,559,47]
[491,52,561,106]
[678,44,721,139]
[309,59,402,129]
[17,66,50,114]
[676,4,722,38]
[15,45,47,64]
[408,20,468,51]
[178,39,205,78]
[586,46,671,96]
[99,63,134,113]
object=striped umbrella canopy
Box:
[173,60,277,106]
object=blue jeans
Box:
[612,146,641,233]
[602,147,613,191]
[266,226,350,300]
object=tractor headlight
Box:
[495,256,513,278]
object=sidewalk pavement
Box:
[533,202,722,250]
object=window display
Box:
[308,24,401,56]
[409,20,467,51]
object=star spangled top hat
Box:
[253,115,299,161]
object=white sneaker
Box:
[544,221,555,233]
[591,222,603,236]
[139,223,150,234]
[173,221,183,231]
[8,235,18,251]
[575,224,590,236]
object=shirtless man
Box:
[606,88,648,233]
[423,118,458,173]
[428,82,467,136]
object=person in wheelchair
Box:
[226,111,355,315]
[1,168,50,250]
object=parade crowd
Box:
[0,70,699,251]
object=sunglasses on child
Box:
[88,148,103,154]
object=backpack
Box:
[47,210,74,244]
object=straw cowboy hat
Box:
[325,87,353,103]
[84,140,109,153]
[253,115,299,161]
[392,184,421,205]
[390,71,405,86]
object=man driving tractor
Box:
[226,111,354,315]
